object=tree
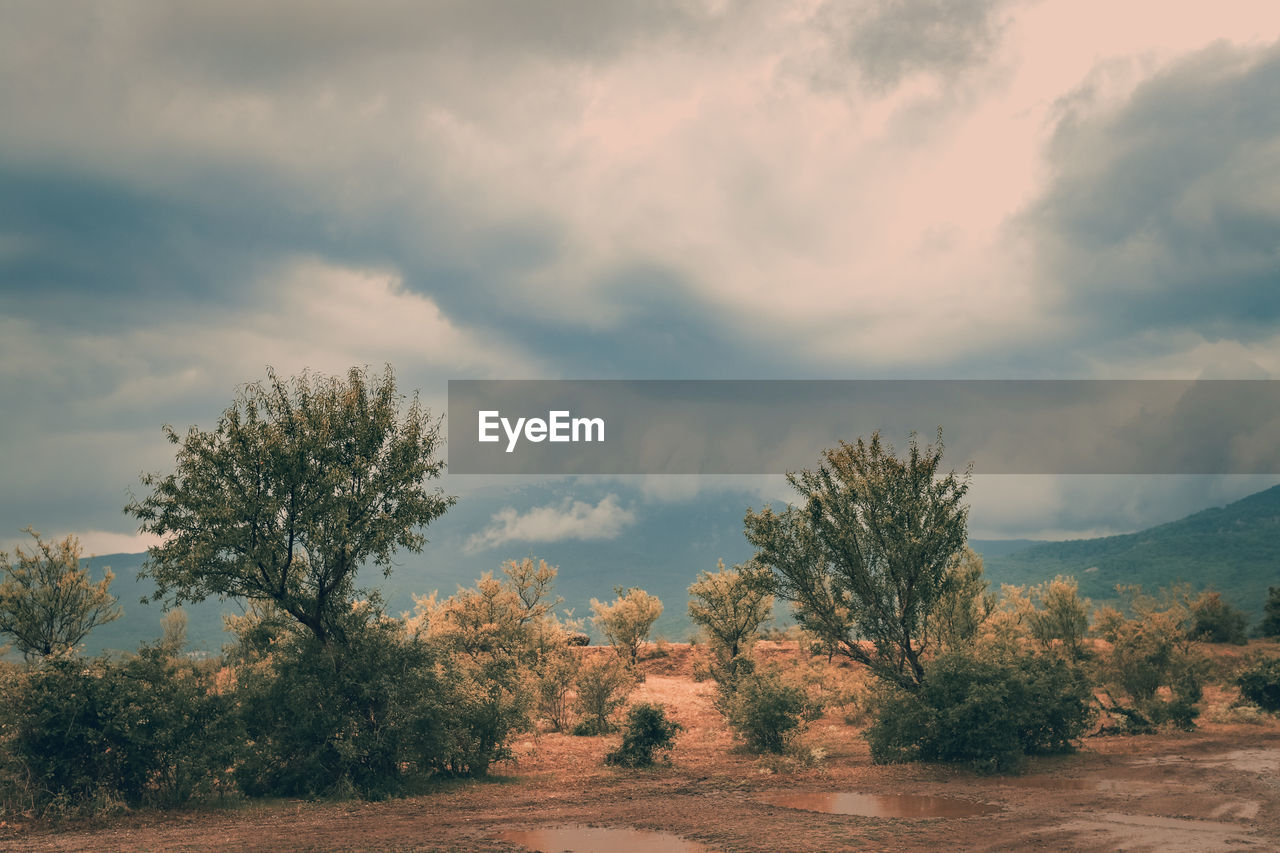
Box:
[688,559,773,663]
[0,528,121,661]
[125,365,454,646]
[591,587,663,667]
[1027,576,1091,659]
[1258,586,1280,638]
[1092,585,1205,731]
[1190,590,1248,645]
[927,546,995,655]
[744,430,970,688]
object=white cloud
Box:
[0,529,163,559]
[466,493,636,551]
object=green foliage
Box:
[745,430,971,688]
[410,558,568,775]
[0,529,121,662]
[605,703,681,767]
[866,651,1094,774]
[1236,656,1280,712]
[1028,576,1091,659]
[1093,585,1206,731]
[0,648,237,816]
[724,666,812,754]
[591,587,663,667]
[232,617,449,797]
[126,365,454,646]
[688,559,772,665]
[537,644,581,732]
[928,547,995,654]
[1258,586,1280,638]
[1191,590,1249,645]
[572,658,633,736]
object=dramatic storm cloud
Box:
[3,0,1280,547]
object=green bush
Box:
[572,658,633,736]
[233,619,450,798]
[866,651,1094,774]
[605,703,681,767]
[1093,587,1207,731]
[0,648,237,817]
[724,667,810,754]
[1237,657,1280,712]
[1259,587,1280,638]
[1191,592,1249,645]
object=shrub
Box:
[1028,576,1091,659]
[1093,585,1207,731]
[724,667,811,754]
[591,588,663,667]
[605,703,681,767]
[233,618,450,798]
[572,658,633,735]
[0,528,121,661]
[1259,586,1280,638]
[1237,657,1280,712]
[866,651,1094,774]
[928,548,995,654]
[537,644,580,732]
[688,560,772,665]
[1191,591,1249,645]
[0,647,237,816]
[411,558,567,775]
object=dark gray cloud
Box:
[3,0,1279,549]
[816,0,1016,91]
[138,0,722,85]
[1027,41,1280,342]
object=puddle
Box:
[761,792,998,818]
[498,826,712,852]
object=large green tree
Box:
[0,528,121,661]
[126,365,454,645]
[744,430,970,688]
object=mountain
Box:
[53,483,1280,657]
[979,484,1280,615]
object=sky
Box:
[3,0,1280,557]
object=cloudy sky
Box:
[3,0,1280,556]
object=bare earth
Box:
[5,642,1279,852]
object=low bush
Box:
[1092,586,1207,731]
[572,658,633,736]
[866,651,1094,774]
[605,703,681,767]
[0,647,237,817]
[1191,592,1249,645]
[233,619,453,798]
[1237,656,1280,712]
[723,666,812,754]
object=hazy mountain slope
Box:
[980,484,1280,615]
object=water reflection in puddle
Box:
[761,792,998,818]
[498,826,712,852]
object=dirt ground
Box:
[4,642,1279,852]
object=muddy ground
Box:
[4,642,1279,852]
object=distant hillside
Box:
[67,552,236,657]
[980,484,1280,616]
